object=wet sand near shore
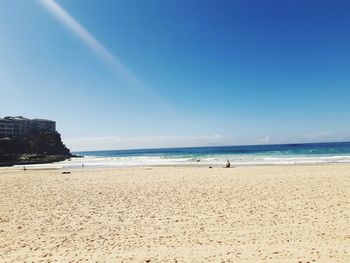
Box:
[0,164,349,262]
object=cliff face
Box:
[0,132,73,166]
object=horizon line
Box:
[71,140,350,153]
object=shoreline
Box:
[2,160,350,171]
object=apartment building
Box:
[0,116,56,138]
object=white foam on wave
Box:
[14,154,350,169]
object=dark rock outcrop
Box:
[0,132,73,166]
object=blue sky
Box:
[0,0,349,150]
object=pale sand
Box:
[0,164,349,262]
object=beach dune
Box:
[0,164,349,262]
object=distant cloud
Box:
[65,134,224,151]
[37,0,143,89]
[304,132,333,141]
[256,136,271,144]
[65,133,350,151]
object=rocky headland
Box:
[0,132,74,167]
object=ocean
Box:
[15,141,350,169]
[34,141,350,169]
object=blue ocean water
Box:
[63,141,350,168]
[75,142,350,158]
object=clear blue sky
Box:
[0,0,349,150]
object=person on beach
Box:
[225,160,231,168]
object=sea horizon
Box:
[72,140,350,154]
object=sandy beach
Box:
[0,164,349,262]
